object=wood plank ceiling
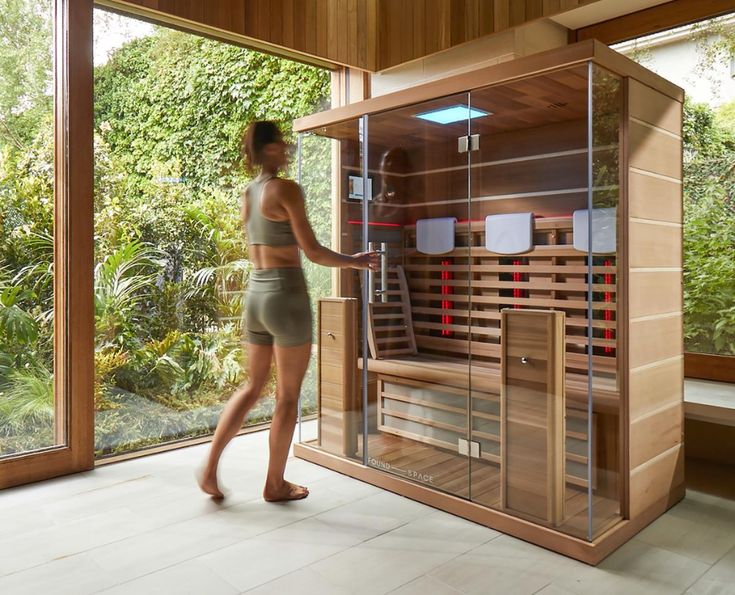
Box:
[109,0,603,71]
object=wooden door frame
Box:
[0,0,95,490]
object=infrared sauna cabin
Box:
[294,40,684,565]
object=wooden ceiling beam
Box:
[575,0,735,45]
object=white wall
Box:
[615,23,735,107]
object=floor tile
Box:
[686,545,735,594]
[98,559,239,595]
[244,566,351,595]
[360,510,499,554]
[0,554,116,595]
[552,539,711,595]
[310,543,457,595]
[635,495,735,564]
[389,574,464,594]
[0,507,152,576]
[197,534,345,592]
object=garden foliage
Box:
[1,3,331,455]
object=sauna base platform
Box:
[361,433,621,540]
[293,440,685,565]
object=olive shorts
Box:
[244,267,313,347]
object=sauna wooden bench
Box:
[358,355,619,414]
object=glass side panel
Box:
[589,63,624,539]
[0,0,61,458]
[297,121,365,463]
[364,94,471,498]
[297,131,335,442]
[468,64,623,540]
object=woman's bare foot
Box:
[263,480,309,502]
[196,466,225,499]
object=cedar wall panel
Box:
[111,0,602,71]
[376,0,601,70]
[626,78,685,519]
[116,0,379,70]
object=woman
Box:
[198,121,378,502]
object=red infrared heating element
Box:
[512,259,525,309]
[604,259,614,354]
[346,220,402,227]
[441,259,453,336]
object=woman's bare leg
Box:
[198,342,273,498]
[263,342,312,502]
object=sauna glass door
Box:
[465,64,625,540]
[363,94,473,498]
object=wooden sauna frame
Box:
[293,40,684,565]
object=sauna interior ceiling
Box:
[311,65,589,147]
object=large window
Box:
[92,10,331,457]
[616,16,735,366]
[0,0,58,457]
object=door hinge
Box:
[458,438,481,458]
[458,134,480,153]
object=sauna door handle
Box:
[368,241,389,303]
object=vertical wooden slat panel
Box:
[283,0,294,49]
[292,0,305,53]
[479,0,495,37]
[243,0,257,37]
[468,0,481,41]
[229,0,246,35]
[316,0,328,59]
[366,0,377,71]
[494,0,510,32]
[509,0,526,27]
[257,0,270,44]
[391,1,403,68]
[450,0,466,46]
[337,0,349,63]
[269,0,283,46]
[526,0,545,20]
[348,0,358,69]
[304,0,317,56]
[412,0,426,61]
[326,0,338,60]
[423,0,443,56]
[401,0,414,64]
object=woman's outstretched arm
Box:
[280,179,378,270]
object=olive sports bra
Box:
[245,173,298,247]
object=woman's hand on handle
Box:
[351,251,380,270]
[279,181,381,270]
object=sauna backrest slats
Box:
[410,278,616,293]
[411,306,616,330]
[410,292,616,311]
